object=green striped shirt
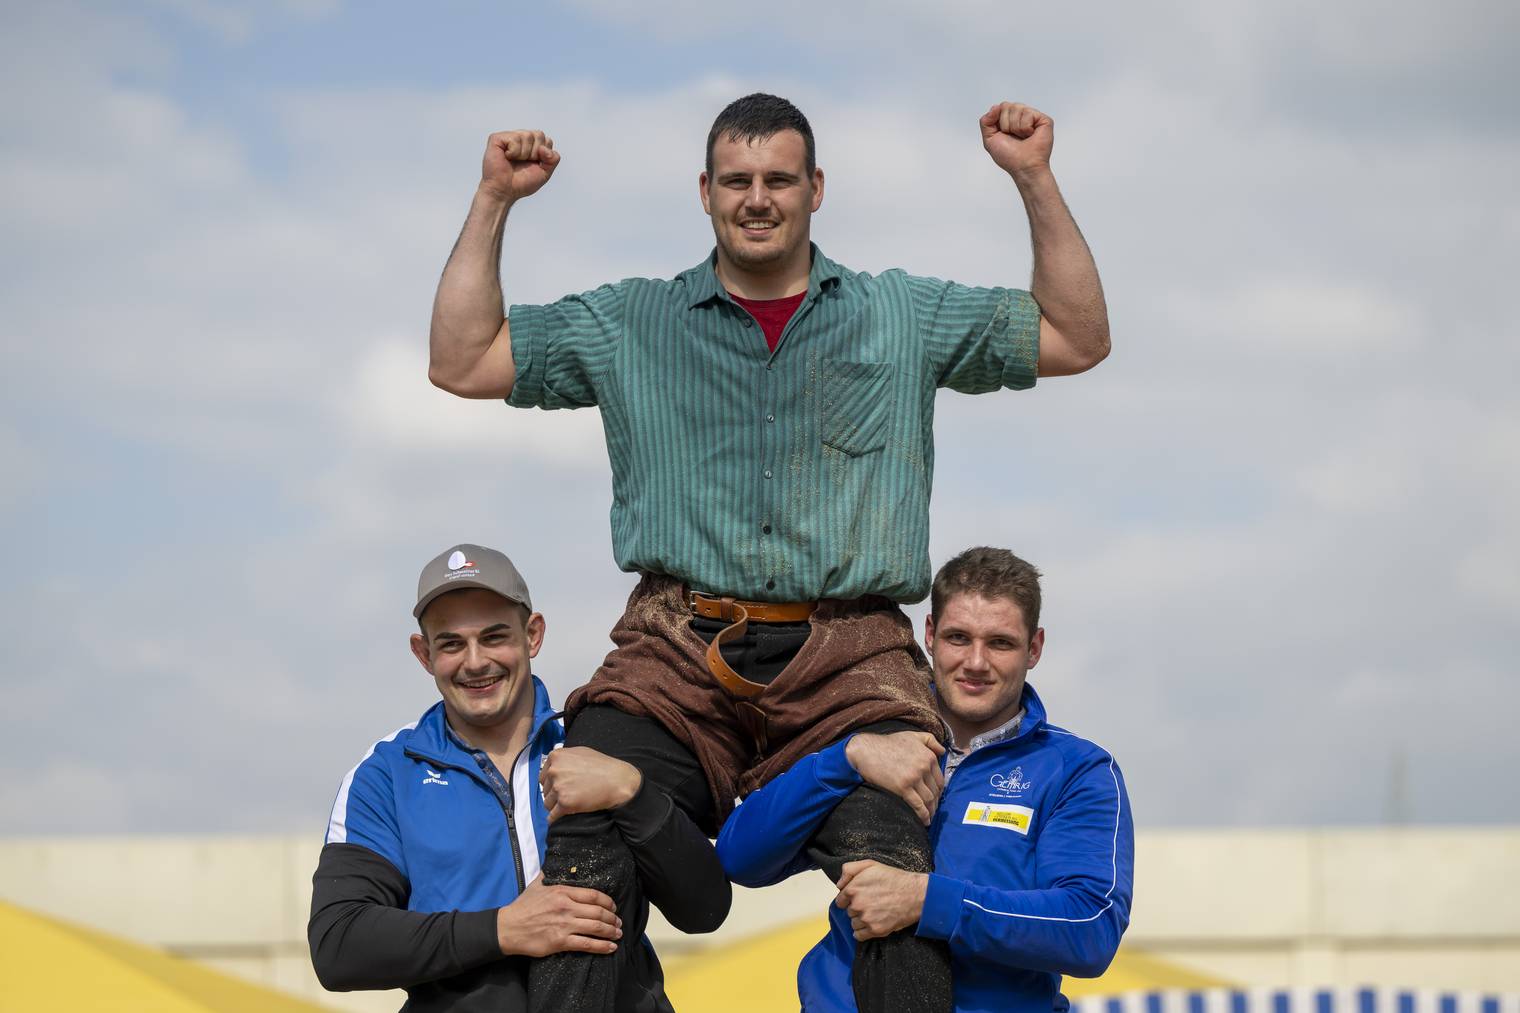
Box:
[507,246,1040,603]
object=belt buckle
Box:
[689,590,732,620]
[690,587,741,620]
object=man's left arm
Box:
[982,101,1111,377]
[836,750,1135,977]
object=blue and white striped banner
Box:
[1070,988,1520,1013]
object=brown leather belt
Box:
[688,592,816,625]
[688,592,816,708]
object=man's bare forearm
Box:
[1015,166,1110,372]
[428,186,516,398]
[428,129,559,398]
[978,102,1109,376]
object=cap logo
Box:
[447,550,474,571]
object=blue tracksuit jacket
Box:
[716,683,1134,1013]
[324,675,562,912]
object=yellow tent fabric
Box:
[662,915,1228,1013]
[0,899,329,1012]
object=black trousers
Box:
[528,622,951,1013]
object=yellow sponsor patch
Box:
[962,801,1034,834]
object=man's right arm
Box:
[428,130,559,400]
[715,732,943,887]
[308,843,621,992]
[715,742,858,888]
[310,746,619,993]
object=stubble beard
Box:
[716,210,811,275]
[719,233,789,272]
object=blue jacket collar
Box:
[682,243,843,309]
[1015,682,1048,739]
[409,674,563,765]
[935,681,1050,750]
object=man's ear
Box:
[923,613,937,656]
[409,633,433,674]
[525,612,546,659]
[810,166,825,212]
[1027,627,1045,668]
[698,171,712,215]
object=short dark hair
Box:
[705,93,816,176]
[930,547,1043,638]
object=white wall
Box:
[2,828,1516,1009]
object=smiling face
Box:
[410,588,544,741]
[699,129,823,289]
[926,592,1044,746]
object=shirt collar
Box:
[683,243,843,309]
[950,707,1026,758]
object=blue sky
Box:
[2,0,1517,834]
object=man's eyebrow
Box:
[431,622,514,643]
[939,625,1023,643]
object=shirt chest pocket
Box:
[820,359,893,456]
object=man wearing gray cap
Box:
[308,544,728,1012]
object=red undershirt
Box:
[729,291,806,353]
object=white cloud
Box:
[144,0,340,41]
[342,338,607,462]
[0,426,39,510]
[1456,539,1520,617]
[1166,280,1419,356]
[0,763,131,833]
[2,1,1515,833]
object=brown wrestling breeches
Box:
[565,572,943,831]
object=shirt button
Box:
[766,579,776,591]
[762,524,772,534]
[743,318,753,328]
[763,469,772,480]
[766,413,775,423]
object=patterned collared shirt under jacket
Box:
[507,245,1040,604]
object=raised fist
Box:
[980,102,1053,178]
[481,129,560,202]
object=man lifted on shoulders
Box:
[429,94,1111,1013]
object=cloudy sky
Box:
[3,0,1516,835]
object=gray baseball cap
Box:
[414,543,533,619]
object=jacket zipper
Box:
[405,748,527,891]
[501,742,525,894]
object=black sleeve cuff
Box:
[453,908,505,966]
[608,777,675,845]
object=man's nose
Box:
[964,644,990,671]
[463,640,491,672]
[744,181,771,209]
